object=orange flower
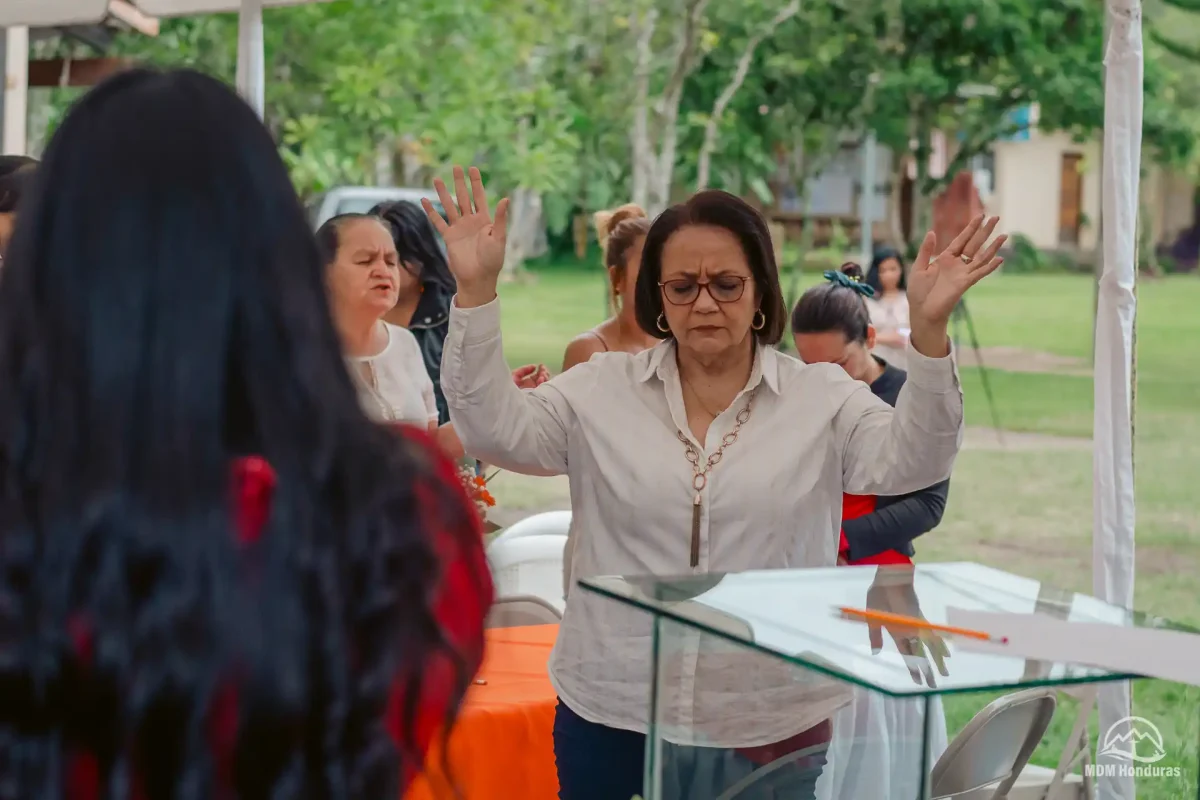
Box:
[479,489,497,507]
[473,475,487,488]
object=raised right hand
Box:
[423,165,509,306]
[865,565,950,686]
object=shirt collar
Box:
[637,339,781,395]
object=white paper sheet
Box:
[945,609,1200,687]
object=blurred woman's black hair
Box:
[0,68,473,798]
[0,155,36,214]
[790,262,872,343]
[370,199,456,293]
[866,246,907,294]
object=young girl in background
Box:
[864,248,910,370]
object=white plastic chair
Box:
[486,533,567,613]
[488,510,571,548]
[485,594,563,629]
[930,688,1058,800]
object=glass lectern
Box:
[579,562,1195,800]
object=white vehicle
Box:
[308,186,444,228]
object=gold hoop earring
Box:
[751,309,766,331]
[656,313,670,333]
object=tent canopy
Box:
[0,0,314,27]
[0,1,110,27]
[0,0,327,119]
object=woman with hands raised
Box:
[425,166,1005,800]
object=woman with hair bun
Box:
[791,262,949,565]
[561,203,658,371]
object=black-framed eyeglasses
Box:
[659,276,751,306]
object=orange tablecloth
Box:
[405,624,560,800]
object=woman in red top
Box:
[0,68,492,798]
[791,264,950,567]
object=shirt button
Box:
[424,317,432,323]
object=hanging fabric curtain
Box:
[1094,1,1142,799]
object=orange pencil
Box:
[837,606,1009,644]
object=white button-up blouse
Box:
[442,297,963,747]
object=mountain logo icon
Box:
[1098,716,1167,764]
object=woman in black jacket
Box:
[373,200,547,423]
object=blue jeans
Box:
[553,701,828,800]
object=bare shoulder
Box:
[561,331,608,372]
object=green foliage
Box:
[82,0,1200,236]
[104,0,581,201]
[675,0,883,195]
[1143,0,1200,175]
[1000,234,1087,274]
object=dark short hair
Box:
[866,247,906,293]
[791,262,872,343]
[634,190,786,345]
[315,211,377,266]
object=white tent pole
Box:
[1094,1,1141,799]
[1,26,29,154]
[235,0,265,118]
[860,131,877,265]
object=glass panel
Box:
[643,614,938,800]
[580,563,1196,698]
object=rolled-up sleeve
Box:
[835,342,964,496]
[441,296,593,476]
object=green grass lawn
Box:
[493,265,1200,798]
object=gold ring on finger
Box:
[960,253,972,265]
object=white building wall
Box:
[990,131,1101,251]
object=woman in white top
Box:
[424,167,1005,800]
[319,213,546,456]
[864,247,911,370]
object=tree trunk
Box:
[374,137,395,187]
[503,187,544,278]
[630,0,709,215]
[912,122,933,242]
[398,134,423,187]
[629,6,657,210]
[696,0,801,191]
[887,155,909,249]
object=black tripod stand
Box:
[951,298,1004,444]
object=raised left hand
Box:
[908,214,1006,328]
[511,363,550,389]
